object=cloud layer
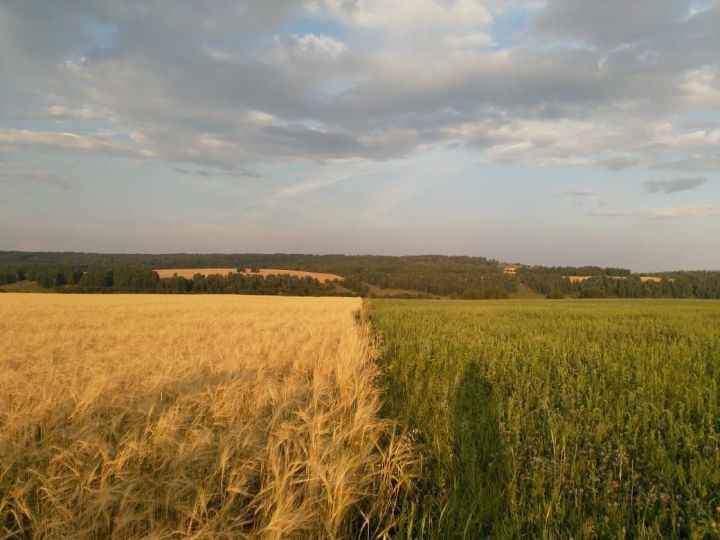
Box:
[1,0,718,172]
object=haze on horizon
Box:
[0,1,718,272]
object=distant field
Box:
[155,267,343,282]
[0,294,407,538]
[154,267,238,278]
[566,275,598,283]
[240,268,343,282]
[566,275,663,283]
[370,299,720,538]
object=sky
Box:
[0,1,718,271]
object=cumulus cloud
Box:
[644,177,708,194]
[291,33,347,59]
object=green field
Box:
[370,300,720,539]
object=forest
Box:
[0,266,343,296]
[1,251,719,299]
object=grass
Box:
[0,294,412,538]
[369,299,720,538]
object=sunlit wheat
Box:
[0,294,412,539]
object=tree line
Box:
[0,253,517,299]
[517,268,720,299]
[1,251,719,299]
[0,266,350,296]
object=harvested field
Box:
[0,294,409,538]
[566,275,625,283]
[155,268,343,282]
[240,268,343,282]
[565,275,595,283]
[154,267,238,279]
[566,275,667,284]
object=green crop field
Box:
[370,299,720,539]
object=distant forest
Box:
[1,251,719,299]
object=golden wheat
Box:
[0,294,411,539]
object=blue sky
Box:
[0,0,718,270]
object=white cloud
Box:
[244,110,276,126]
[679,65,720,107]
[291,33,347,59]
[445,32,492,49]
[442,117,720,168]
[0,1,718,172]
[45,104,101,120]
[308,0,492,37]
[0,129,152,157]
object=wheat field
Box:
[0,294,410,539]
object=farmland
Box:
[239,268,343,282]
[2,292,719,539]
[370,299,720,538]
[154,267,238,279]
[3,251,720,299]
[154,267,343,282]
[0,294,410,538]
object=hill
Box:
[1,251,719,299]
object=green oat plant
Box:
[369,299,720,539]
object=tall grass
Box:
[0,294,412,538]
[370,299,720,538]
